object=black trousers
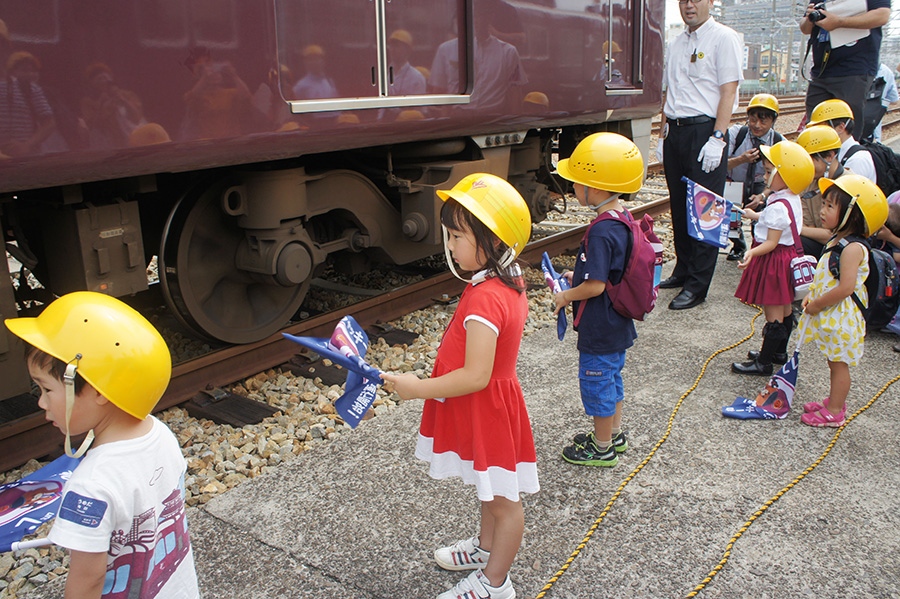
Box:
[805,74,873,141]
[663,120,727,298]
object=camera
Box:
[808,2,827,23]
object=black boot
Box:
[727,235,746,261]
[747,314,792,364]
[733,321,788,375]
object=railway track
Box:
[0,197,669,472]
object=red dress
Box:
[416,276,539,502]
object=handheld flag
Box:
[283,315,384,428]
[1,454,81,552]
[682,177,733,249]
[722,319,807,420]
[541,252,571,340]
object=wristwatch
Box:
[712,130,724,140]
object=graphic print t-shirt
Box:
[49,417,199,599]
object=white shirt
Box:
[838,136,877,181]
[49,418,199,599]
[878,63,899,107]
[662,17,743,119]
[755,189,803,247]
[389,61,426,96]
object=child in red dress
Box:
[382,173,537,599]
[732,140,814,376]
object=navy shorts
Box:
[579,351,625,418]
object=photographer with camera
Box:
[800,0,891,141]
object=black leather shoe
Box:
[731,359,773,375]
[659,276,685,289]
[747,350,788,364]
[668,290,705,310]
[726,249,744,261]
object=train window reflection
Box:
[4,0,60,44]
[137,0,237,49]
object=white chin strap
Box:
[64,355,95,458]
[442,225,517,284]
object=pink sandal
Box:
[800,405,846,428]
[803,396,830,413]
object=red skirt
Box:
[734,242,796,306]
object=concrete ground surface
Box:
[24,251,900,599]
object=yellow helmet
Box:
[796,125,842,155]
[5,291,172,419]
[437,173,532,258]
[807,98,854,126]
[759,140,814,195]
[747,93,779,115]
[818,174,888,235]
[556,132,644,194]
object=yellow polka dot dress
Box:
[801,242,869,366]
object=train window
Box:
[278,0,470,115]
[276,0,380,102]
[4,0,61,44]
[137,0,237,49]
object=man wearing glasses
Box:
[657,0,743,310]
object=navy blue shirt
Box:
[572,217,638,355]
[811,0,891,78]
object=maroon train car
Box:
[0,0,663,404]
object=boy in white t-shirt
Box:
[5,291,199,599]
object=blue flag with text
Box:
[1,454,81,552]
[541,252,571,340]
[683,177,733,249]
[283,315,384,429]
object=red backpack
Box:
[574,209,663,322]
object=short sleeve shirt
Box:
[572,217,637,355]
[810,0,891,78]
[49,418,199,599]
[663,17,743,119]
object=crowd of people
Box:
[3,0,900,598]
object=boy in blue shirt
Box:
[553,132,644,467]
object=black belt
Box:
[668,115,713,126]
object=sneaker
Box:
[571,431,628,453]
[434,536,490,571]
[803,397,830,413]
[562,437,618,467]
[436,570,515,599]
[800,405,846,428]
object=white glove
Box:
[697,136,726,173]
[655,122,668,164]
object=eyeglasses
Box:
[678,0,703,4]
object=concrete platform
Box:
[24,254,900,599]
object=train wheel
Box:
[159,179,310,344]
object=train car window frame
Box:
[136,0,239,50]
[279,0,470,114]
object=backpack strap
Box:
[840,144,863,166]
[826,235,868,315]
[572,209,633,328]
[772,130,784,143]
[731,125,749,156]
[772,198,804,257]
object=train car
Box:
[0,0,663,416]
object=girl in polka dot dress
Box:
[382,173,537,599]
[800,174,888,427]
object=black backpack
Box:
[861,76,888,141]
[828,236,900,329]
[841,141,900,197]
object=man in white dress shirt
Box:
[658,0,743,310]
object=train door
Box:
[580,0,645,91]
[275,0,468,119]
